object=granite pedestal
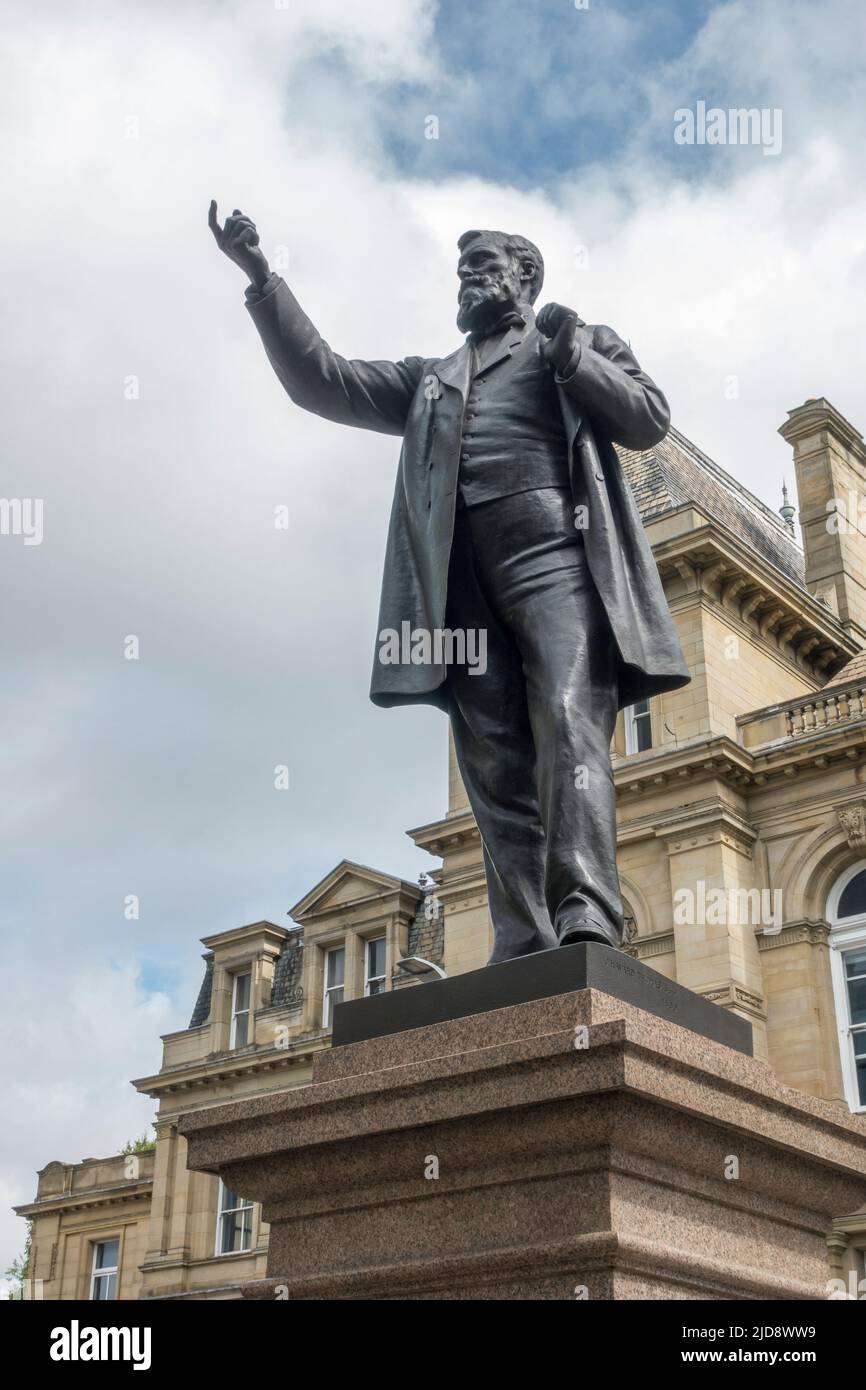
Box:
[180,947,866,1300]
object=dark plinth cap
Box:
[332,942,753,1056]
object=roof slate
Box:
[823,647,866,689]
[271,935,304,1007]
[188,955,213,1029]
[618,427,805,588]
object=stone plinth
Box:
[180,972,866,1300]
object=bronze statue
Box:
[209,202,689,963]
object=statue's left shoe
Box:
[556,914,618,949]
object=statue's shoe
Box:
[556,916,617,949]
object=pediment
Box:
[289,859,418,923]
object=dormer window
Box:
[323,947,345,1028]
[365,937,386,996]
[230,972,251,1048]
[625,699,652,754]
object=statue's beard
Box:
[456,276,520,334]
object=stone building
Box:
[14,397,866,1299]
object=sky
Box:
[2,0,866,1282]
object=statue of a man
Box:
[209,203,689,963]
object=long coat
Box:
[246,278,690,712]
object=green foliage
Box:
[5,1221,32,1297]
[119,1131,156,1155]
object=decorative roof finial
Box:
[779,479,796,535]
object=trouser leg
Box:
[445,511,556,963]
[515,560,623,946]
[457,487,623,950]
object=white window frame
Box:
[827,863,866,1114]
[364,937,387,996]
[624,699,652,755]
[323,945,345,1028]
[215,1179,254,1256]
[89,1237,119,1300]
[230,970,252,1049]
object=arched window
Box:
[827,864,866,1112]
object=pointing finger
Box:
[208,199,223,244]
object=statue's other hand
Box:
[537,301,582,371]
[208,201,271,290]
[536,302,577,339]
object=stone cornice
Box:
[132,1035,325,1099]
[652,512,856,679]
[615,736,753,798]
[755,920,831,951]
[14,1180,152,1219]
[779,397,866,458]
[624,930,675,961]
[652,797,757,859]
[200,921,287,953]
[615,730,866,799]
[408,809,477,857]
[698,982,767,1021]
[749,725,866,784]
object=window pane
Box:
[854,1031,866,1106]
[367,938,385,978]
[368,978,386,996]
[222,1207,253,1253]
[330,986,344,1009]
[95,1239,119,1271]
[220,1214,237,1253]
[92,1272,116,1301]
[233,1012,249,1048]
[220,1186,239,1213]
[626,701,652,754]
[327,949,345,988]
[240,1208,253,1249]
[233,973,251,1011]
[847,972,866,1026]
[844,947,866,979]
[837,870,866,920]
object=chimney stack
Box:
[779,398,866,644]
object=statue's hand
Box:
[208,201,271,290]
[536,301,585,371]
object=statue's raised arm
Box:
[208,200,423,434]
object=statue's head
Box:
[456,229,544,334]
